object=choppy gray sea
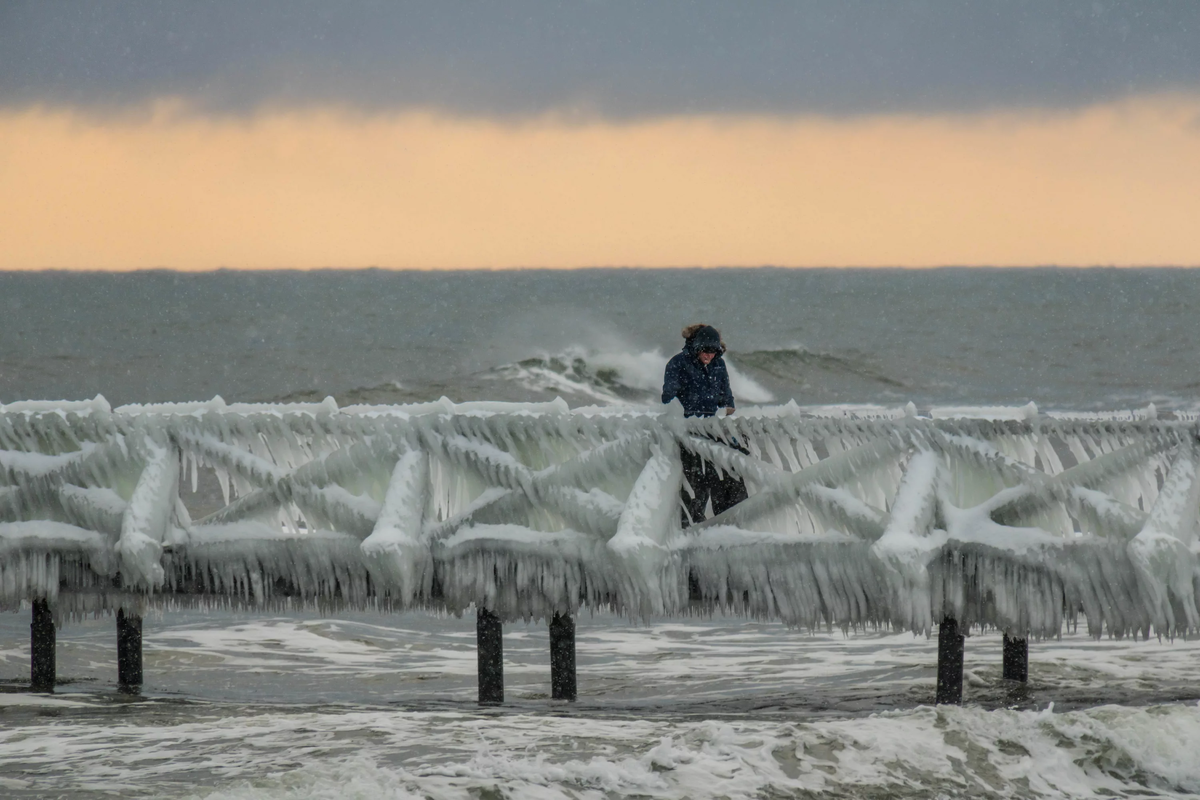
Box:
[3,267,1200,799]
[3,267,1199,411]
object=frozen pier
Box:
[2,396,1198,705]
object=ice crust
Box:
[1,397,1199,637]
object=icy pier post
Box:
[549,612,577,701]
[30,599,56,692]
[1002,634,1028,683]
[117,609,144,693]
[477,607,504,704]
[935,617,964,704]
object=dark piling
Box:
[30,599,56,692]
[1002,634,1028,682]
[477,607,504,704]
[935,617,964,705]
[117,608,144,692]
[549,612,577,701]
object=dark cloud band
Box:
[3,1,1199,118]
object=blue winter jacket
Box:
[662,350,735,417]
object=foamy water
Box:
[10,699,1200,799]
[4,610,1200,798]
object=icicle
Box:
[1128,443,1200,636]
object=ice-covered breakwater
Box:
[3,395,1196,636]
[2,395,1199,700]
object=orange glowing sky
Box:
[3,95,1199,270]
[5,3,1199,270]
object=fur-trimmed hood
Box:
[681,323,727,356]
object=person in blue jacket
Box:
[663,324,748,527]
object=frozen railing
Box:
[2,396,1198,641]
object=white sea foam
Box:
[3,699,1200,799]
[489,345,774,406]
[198,703,1196,799]
[4,611,1200,797]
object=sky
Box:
[2,1,1199,269]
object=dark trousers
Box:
[680,447,748,527]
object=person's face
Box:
[698,350,716,365]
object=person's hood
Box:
[683,324,726,357]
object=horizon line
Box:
[4,264,1200,274]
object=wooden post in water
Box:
[30,599,56,693]
[549,612,577,701]
[935,617,964,705]
[1002,634,1028,682]
[477,607,504,704]
[117,608,144,692]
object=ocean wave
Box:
[487,346,775,406]
[272,347,773,408]
[178,703,1200,799]
[269,343,913,410]
[478,344,905,407]
[489,350,660,405]
[735,346,909,389]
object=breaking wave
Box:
[275,345,911,408]
[488,346,775,406]
[481,345,908,407]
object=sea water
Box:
[3,267,1199,412]
[3,267,1200,798]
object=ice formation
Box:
[1,396,1197,638]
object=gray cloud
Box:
[2,1,1199,119]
